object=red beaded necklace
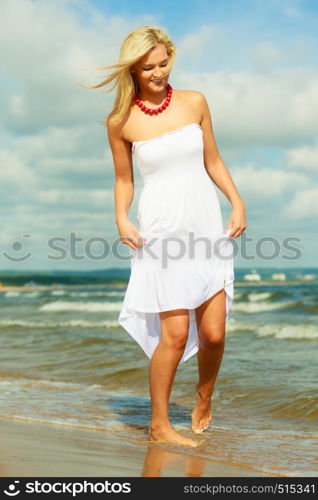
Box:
[134,83,173,115]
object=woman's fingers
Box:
[121,234,145,250]
[127,237,138,249]
[133,232,148,248]
[133,232,147,247]
[229,225,247,238]
[120,236,136,249]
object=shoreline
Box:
[0,417,275,477]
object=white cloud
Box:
[173,25,318,148]
[284,188,318,219]
[286,143,318,173]
[252,41,285,71]
[229,163,309,199]
[0,148,38,199]
[0,0,137,133]
[36,188,113,208]
[176,67,318,148]
[177,24,226,60]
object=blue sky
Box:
[0,0,317,271]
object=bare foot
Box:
[149,423,199,447]
[191,381,212,434]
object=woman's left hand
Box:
[227,201,247,238]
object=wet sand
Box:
[0,417,272,477]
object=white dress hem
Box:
[118,270,234,364]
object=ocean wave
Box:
[226,319,318,340]
[257,324,318,340]
[0,375,107,391]
[69,291,124,297]
[248,291,273,302]
[51,290,124,297]
[0,374,141,431]
[3,291,21,297]
[231,300,293,313]
[3,291,41,298]
[225,387,318,422]
[39,300,122,312]
[51,290,66,296]
[2,315,316,340]
[267,393,318,421]
[0,318,120,329]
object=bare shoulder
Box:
[175,89,207,119]
[177,90,205,103]
[106,113,123,140]
[106,112,133,173]
[106,112,130,147]
[107,106,138,145]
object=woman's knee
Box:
[199,324,225,349]
[161,318,189,350]
[163,332,188,350]
[160,309,189,350]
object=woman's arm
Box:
[197,93,247,238]
[107,118,145,250]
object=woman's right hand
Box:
[117,218,146,251]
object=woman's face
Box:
[132,43,170,94]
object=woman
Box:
[83,25,247,447]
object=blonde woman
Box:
[83,25,247,447]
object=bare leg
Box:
[192,288,226,433]
[149,308,199,447]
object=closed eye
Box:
[143,63,168,71]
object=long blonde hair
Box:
[80,25,176,127]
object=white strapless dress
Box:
[118,122,235,364]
